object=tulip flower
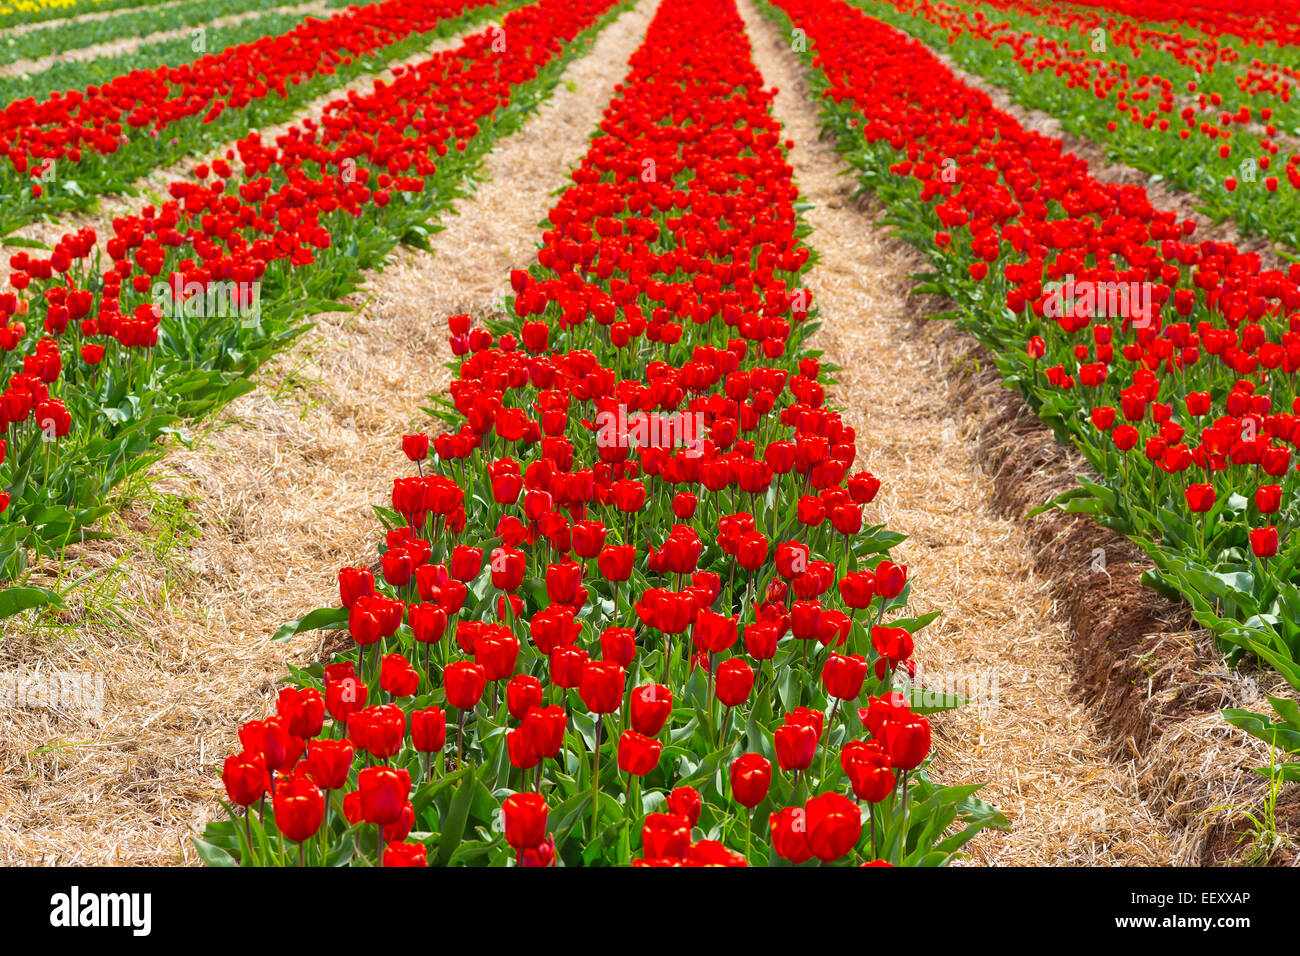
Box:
[630,683,672,736]
[715,658,754,709]
[506,675,544,720]
[1256,485,1282,515]
[883,715,932,771]
[600,627,636,667]
[411,707,448,754]
[520,705,566,760]
[223,751,267,808]
[1251,526,1279,559]
[449,545,483,582]
[822,653,868,703]
[348,704,405,759]
[380,654,420,698]
[842,740,896,804]
[304,739,354,792]
[444,662,486,711]
[641,813,691,861]
[273,771,325,851]
[805,792,862,863]
[579,660,625,715]
[617,730,662,777]
[597,543,636,582]
[774,721,819,772]
[339,567,376,609]
[769,806,813,864]
[384,842,428,867]
[277,686,325,740]
[873,561,907,600]
[489,546,526,593]
[503,793,549,854]
[729,753,772,809]
[357,766,411,832]
[665,786,702,827]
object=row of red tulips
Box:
[0,0,622,612]
[201,0,1008,867]
[0,0,504,230]
[1050,0,1300,47]
[760,0,1300,775]
[858,0,1300,250]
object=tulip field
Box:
[2,0,1299,880]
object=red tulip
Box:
[277,686,325,739]
[774,721,819,771]
[730,753,772,808]
[600,626,636,667]
[1185,484,1217,513]
[325,667,368,725]
[1251,526,1279,558]
[743,621,780,660]
[837,570,875,609]
[444,661,487,710]
[805,792,862,862]
[521,705,566,759]
[840,740,895,803]
[821,653,868,701]
[883,715,931,771]
[571,520,608,558]
[549,645,588,688]
[630,683,673,735]
[273,771,325,844]
[380,654,419,698]
[357,766,411,826]
[1256,485,1282,515]
[665,786,702,827]
[402,434,429,462]
[449,545,483,582]
[339,567,376,609]
[409,602,447,644]
[504,675,543,720]
[411,707,447,753]
[347,704,405,759]
[617,729,662,776]
[578,660,625,714]
[642,812,691,860]
[873,561,907,599]
[222,751,267,807]
[597,543,636,581]
[503,793,548,850]
[542,561,580,605]
[490,546,526,591]
[304,739,354,791]
[384,842,428,867]
[715,658,754,707]
[475,630,520,682]
[734,530,768,570]
[693,608,738,653]
[769,806,813,863]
